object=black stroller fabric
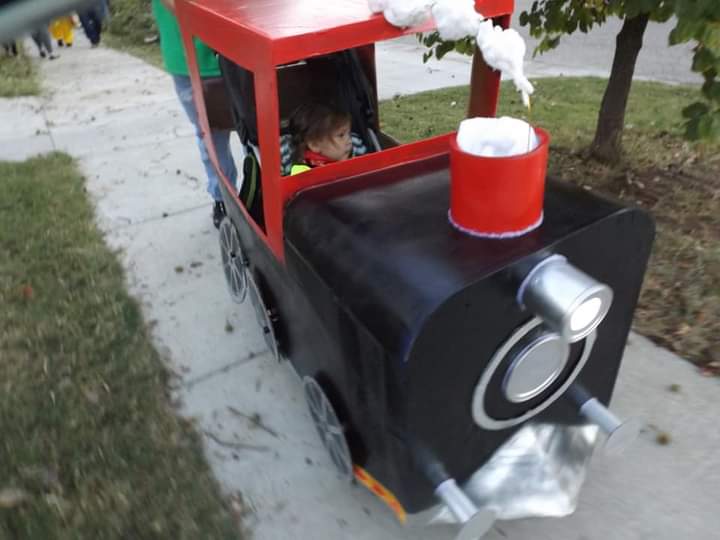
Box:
[219,50,377,150]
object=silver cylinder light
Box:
[518,255,613,343]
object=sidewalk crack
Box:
[182,349,271,390]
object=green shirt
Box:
[152,0,220,77]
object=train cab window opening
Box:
[214,44,452,234]
[218,49,394,171]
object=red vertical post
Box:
[467,14,510,118]
[176,3,229,197]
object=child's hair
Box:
[289,103,352,163]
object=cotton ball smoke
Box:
[382,0,433,28]
[432,0,483,41]
[475,20,534,106]
[457,117,539,158]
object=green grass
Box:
[104,33,163,69]
[381,78,720,370]
[380,77,707,155]
[0,154,241,538]
[0,46,40,97]
[106,0,163,68]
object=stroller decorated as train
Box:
[174,0,654,537]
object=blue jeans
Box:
[78,8,102,45]
[172,75,238,202]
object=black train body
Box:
[224,153,654,514]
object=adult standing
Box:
[30,27,57,59]
[152,0,238,228]
[78,1,105,47]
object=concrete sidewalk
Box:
[1,33,717,540]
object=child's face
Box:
[308,121,352,162]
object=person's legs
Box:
[65,24,74,46]
[37,28,54,54]
[3,42,18,56]
[78,11,100,45]
[30,31,47,57]
[209,129,238,201]
[90,9,103,43]
[172,75,238,224]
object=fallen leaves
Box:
[656,432,672,446]
[674,322,692,337]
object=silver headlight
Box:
[518,255,613,342]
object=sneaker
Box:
[39,50,46,58]
[57,40,64,47]
[212,201,226,229]
[49,53,59,60]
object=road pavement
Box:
[377,2,700,99]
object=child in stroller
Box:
[287,103,367,175]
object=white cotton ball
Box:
[431,0,483,41]
[474,19,497,48]
[456,117,494,156]
[383,0,433,28]
[475,22,534,97]
[368,0,388,14]
[457,116,538,158]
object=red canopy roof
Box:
[182,0,515,68]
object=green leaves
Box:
[417,32,476,63]
[682,102,710,120]
[515,0,720,143]
[692,47,719,73]
[417,0,720,143]
[623,0,664,20]
[685,107,720,139]
[682,101,720,139]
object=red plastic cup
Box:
[449,127,550,238]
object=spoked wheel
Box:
[218,217,248,303]
[246,271,281,362]
[303,376,353,481]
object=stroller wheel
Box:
[303,376,353,481]
[218,217,248,303]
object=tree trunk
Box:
[590,13,650,163]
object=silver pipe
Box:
[568,385,641,455]
[435,479,479,523]
[580,398,623,434]
[435,479,496,540]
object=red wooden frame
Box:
[176,0,515,261]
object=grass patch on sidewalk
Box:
[381,77,720,373]
[0,46,40,97]
[0,154,242,538]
